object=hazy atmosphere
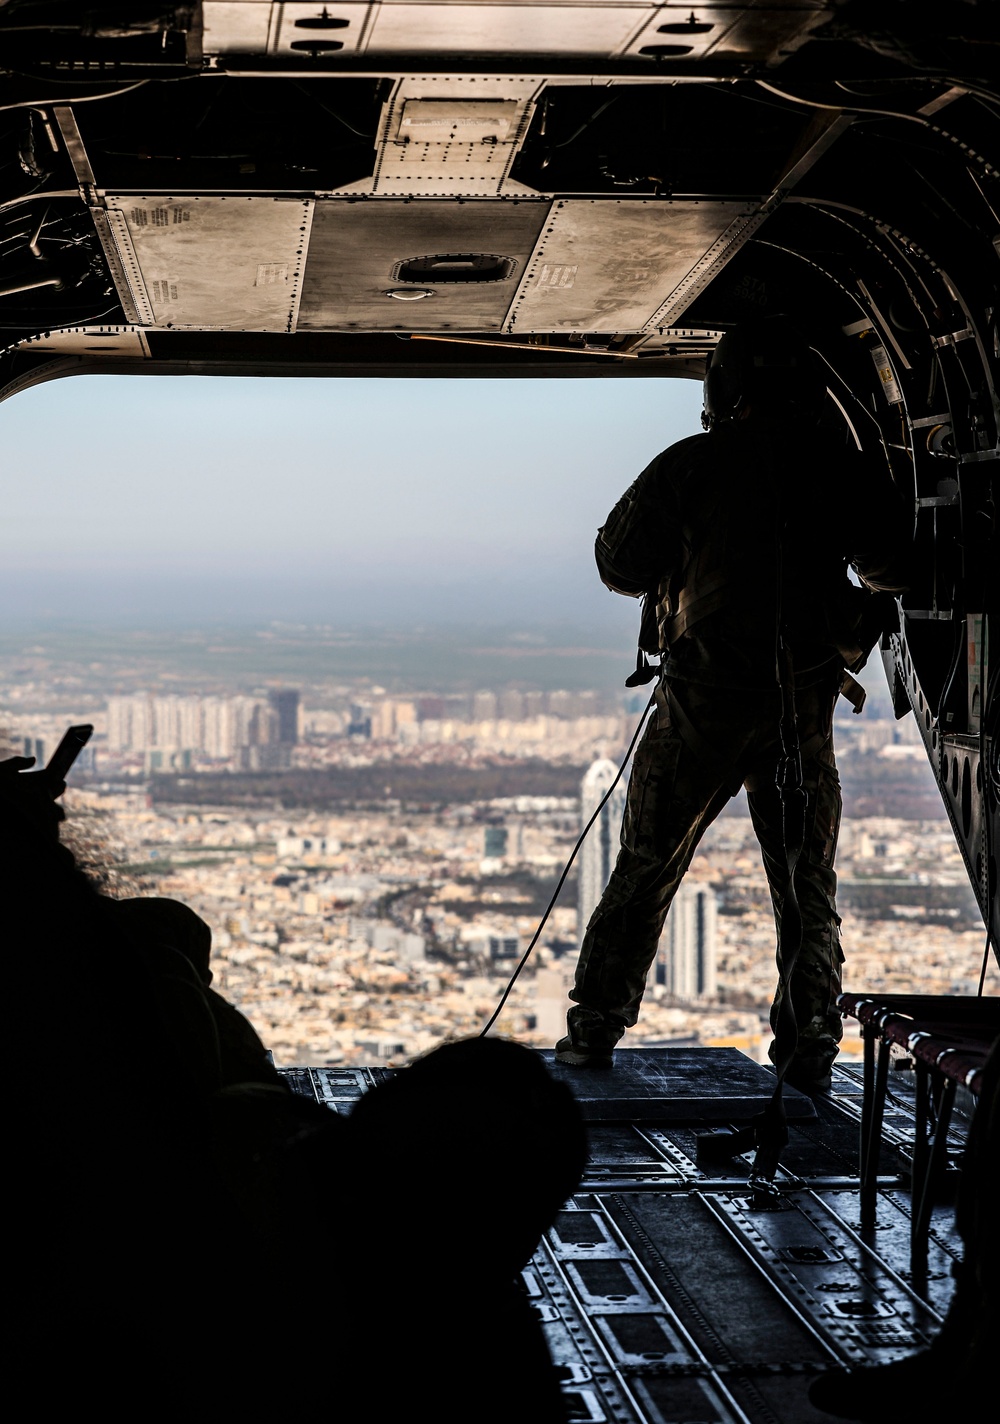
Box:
[1,372,703,630]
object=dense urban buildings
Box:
[1,626,988,1067]
[105,688,301,772]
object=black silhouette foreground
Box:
[3,755,583,1419]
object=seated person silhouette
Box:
[2,753,585,1418]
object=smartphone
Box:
[44,724,94,783]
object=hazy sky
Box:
[0,371,703,628]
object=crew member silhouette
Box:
[557,317,908,1089]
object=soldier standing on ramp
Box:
[556,317,909,1091]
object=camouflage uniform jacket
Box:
[595,418,909,692]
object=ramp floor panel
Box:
[280,1047,965,1424]
[538,1048,818,1121]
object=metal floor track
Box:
[281,1052,969,1424]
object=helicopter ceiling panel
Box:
[203,3,372,55]
[506,198,759,334]
[363,5,657,57]
[296,197,550,329]
[368,90,539,196]
[270,3,373,55]
[103,196,314,331]
[620,2,825,62]
[200,1,824,61]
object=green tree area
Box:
[152,760,586,810]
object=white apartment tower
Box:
[578,758,627,946]
[106,690,297,759]
[108,694,154,751]
[655,883,718,1001]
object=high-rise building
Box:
[472,689,498,722]
[654,883,718,1000]
[347,703,372,738]
[230,695,259,749]
[152,695,181,748]
[108,692,285,758]
[499,688,524,721]
[483,825,508,859]
[578,758,627,946]
[108,694,154,751]
[522,690,545,719]
[268,688,300,744]
[202,695,235,757]
[107,697,130,752]
[370,698,417,741]
[178,696,203,751]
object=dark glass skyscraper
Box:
[268,689,300,745]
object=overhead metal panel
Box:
[506,198,759,334]
[297,198,549,330]
[103,196,314,330]
[622,3,824,62]
[366,4,656,56]
[355,78,542,197]
[270,2,372,54]
[12,326,150,357]
[375,94,534,195]
[202,2,274,53]
[203,2,371,54]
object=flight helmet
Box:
[703,316,827,427]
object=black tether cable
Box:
[480,692,656,1037]
[749,500,808,1194]
[749,632,807,1192]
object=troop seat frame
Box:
[838,991,1000,1277]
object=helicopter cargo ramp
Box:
[282,1047,967,1424]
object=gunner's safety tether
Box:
[749,512,808,1194]
[479,692,656,1039]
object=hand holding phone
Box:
[44,724,94,787]
[0,722,92,839]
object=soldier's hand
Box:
[0,754,67,842]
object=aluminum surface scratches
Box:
[644,201,773,329]
[52,108,154,326]
[103,196,314,331]
[506,199,760,334]
[298,197,548,329]
[91,209,154,326]
[704,1191,941,1365]
[356,76,542,197]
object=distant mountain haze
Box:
[1,374,702,627]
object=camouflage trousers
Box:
[569,674,845,1073]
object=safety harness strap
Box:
[750,628,808,1193]
[663,570,730,645]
